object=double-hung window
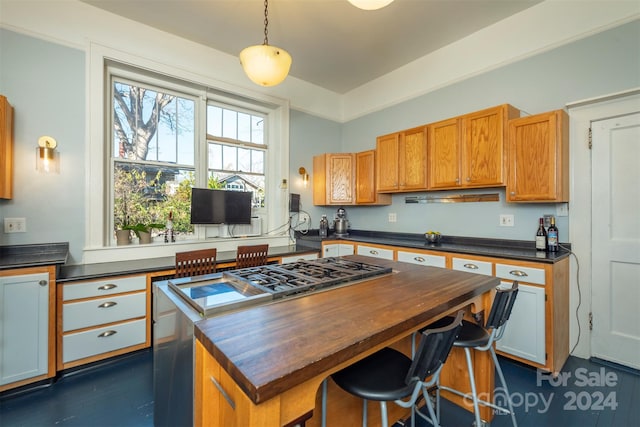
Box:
[106,64,272,245]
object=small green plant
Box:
[123,222,166,238]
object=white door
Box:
[591,112,640,369]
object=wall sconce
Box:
[298,167,309,188]
[36,135,59,174]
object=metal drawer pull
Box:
[509,270,528,277]
[98,284,117,291]
[414,256,425,263]
[369,250,379,255]
[98,301,118,308]
[39,280,48,287]
[210,376,236,410]
[463,263,479,270]
[97,330,117,338]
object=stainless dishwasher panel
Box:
[153,282,202,427]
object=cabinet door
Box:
[399,126,428,190]
[0,273,49,385]
[428,117,461,189]
[338,244,355,256]
[0,95,13,200]
[356,150,377,204]
[496,282,546,364]
[323,244,339,258]
[507,110,569,202]
[327,154,355,204]
[376,133,400,192]
[462,105,510,187]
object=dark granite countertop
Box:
[296,230,570,263]
[0,243,69,270]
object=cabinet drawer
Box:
[495,263,546,285]
[356,245,394,260]
[281,253,318,264]
[452,257,492,276]
[63,292,146,332]
[63,275,146,301]
[397,251,446,268]
[62,318,146,364]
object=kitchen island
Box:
[194,255,500,426]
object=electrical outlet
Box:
[388,213,397,223]
[4,217,27,233]
[499,214,514,227]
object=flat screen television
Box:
[224,190,253,225]
[190,188,225,224]
[190,188,253,225]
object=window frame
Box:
[87,44,290,263]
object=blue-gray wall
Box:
[0,29,85,263]
[2,20,639,262]
[296,20,640,241]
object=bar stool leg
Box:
[490,347,518,427]
[463,347,483,427]
[379,401,388,427]
[362,399,368,427]
[321,379,328,427]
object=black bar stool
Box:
[420,281,519,427]
[322,311,464,427]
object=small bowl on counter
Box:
[424,231,442,245]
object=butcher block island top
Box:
[194,256,500,425]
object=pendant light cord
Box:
[263,0,269,46]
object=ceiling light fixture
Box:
[239,0,292,87]
[348,0,394,10]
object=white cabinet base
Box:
[496,282,546,365]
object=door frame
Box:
[566,88,640,358]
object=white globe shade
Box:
[348,0,394,10]
[239,44,292,87]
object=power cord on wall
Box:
[559,243,582,355]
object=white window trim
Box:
[85,43,291,264]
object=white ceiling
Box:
[80,0,542,93]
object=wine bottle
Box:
[547,216,559,252]
[535,217,547,251]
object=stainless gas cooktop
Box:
[167,257,391,317]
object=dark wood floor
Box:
[0,349,637,426]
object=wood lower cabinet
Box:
[0,266,56,392]
[448,252,568,374]
[0,95,13,199]
[376,125,428,192]
[57,274,150,370]
[507,109,569,202]
[428,104,520,190]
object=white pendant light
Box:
[240,0,292,87]
[348,0,394,10]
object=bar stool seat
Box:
[324,311,464,427]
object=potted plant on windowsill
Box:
[124,223,166,244]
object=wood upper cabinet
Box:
[0,95,13,200]
[313,153,355,205]
[355,150,391,205]
[507,109,569,202]
[428,104,520,190]
[376,125,428,193]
